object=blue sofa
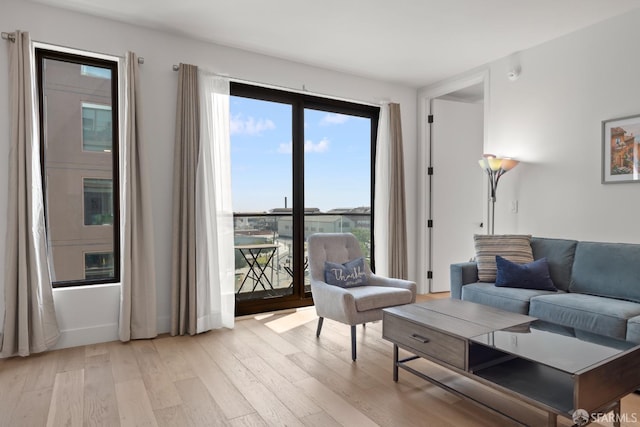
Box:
[450,237,640,343]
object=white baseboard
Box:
[52,323,119,350]
[53,316,172,350]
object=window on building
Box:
[85,252,115,280]
[81,64,112,79]
[82,103,112,152]
[83,178,113,226]
[36,48,120,287]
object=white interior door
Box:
[430,98,484,292]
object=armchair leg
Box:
[351,325,357,361]
[316,317,324,338]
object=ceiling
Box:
[31,0,640,88]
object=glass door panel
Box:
[230,97,294,305]
[303,108,373,289]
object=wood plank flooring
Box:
[1,293,639,426]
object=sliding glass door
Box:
[230,83,378,315]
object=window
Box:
[81,65,111,79]
[82,103,112,151]
[83,178,113,225]
[230,83,378,315]
[36,48,120,287]
[84,252,114,280]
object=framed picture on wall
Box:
[602,114,640,183]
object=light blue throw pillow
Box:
[324,257,368,288]
[495,255,557,291]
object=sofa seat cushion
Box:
[461,283,563,315]
[626,316,640,344]
[349,286,413,312]
[530,293,640,340]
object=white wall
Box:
[0,0,418,347]
[421,9,640,249]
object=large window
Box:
[36,48,120,287]
[230,83,378,315]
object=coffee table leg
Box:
[613,401,621,427]
[547,412,556,427]
[393,344,399,382]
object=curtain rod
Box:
[3,32,144,64]
[2,32,16,42]
[171,63,382,107]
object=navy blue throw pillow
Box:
[324,257,368,288]
[495,256,557,291]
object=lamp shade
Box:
[477,155,519,172]
[500,158,519,171]
[487,157,503,171]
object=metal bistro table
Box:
[235,243,279,295]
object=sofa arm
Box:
[450,262,479,300]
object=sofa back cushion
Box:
[530,237,577,291]
[569,241,640,302]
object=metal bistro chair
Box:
[307,233,416,361]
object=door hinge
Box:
[427,219,433,228]
[427,166,434,175]
[427,271,433,279]
[428,114,434,123]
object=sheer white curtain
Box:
[374,103,391,277]
[195,72,235,331]
[1,31,59,357]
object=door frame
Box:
[417,69,490,294]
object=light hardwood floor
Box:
[1,293,639,427]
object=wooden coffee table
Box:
[382,299,640,427]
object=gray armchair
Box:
[308,233,416,361]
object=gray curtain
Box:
[119,52,158,341]
[388,103,408,279]
[170,64,199,335]
[1,31,60,357]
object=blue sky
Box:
[230,96,372,212]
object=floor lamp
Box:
[478,155,519,234]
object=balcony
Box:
[234,212,371,302]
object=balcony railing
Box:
[233,212,371,301]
